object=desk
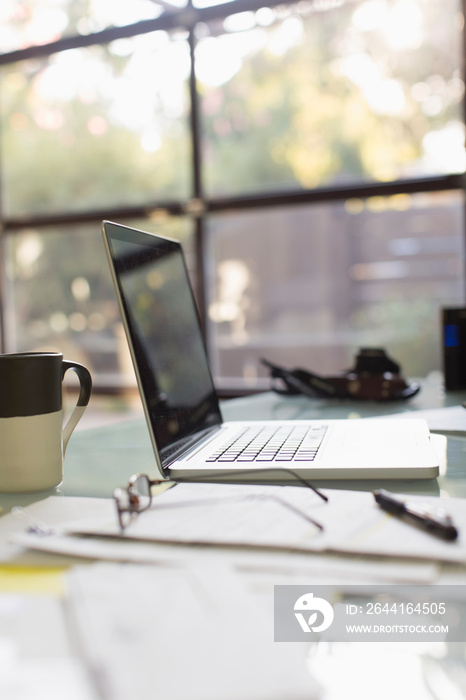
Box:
[3,374,465,515]
[59,374,466,499]
[1,378,466,700]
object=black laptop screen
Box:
[104,222,223,468]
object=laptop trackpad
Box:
[324,421,431,469]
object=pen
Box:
[373,489,459,541]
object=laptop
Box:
[101,220,440,482]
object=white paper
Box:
[7,495,440,584]
[7,483,466,566]
[0,658,97,700]
[64,483,466,564]
[66,561,322,700]
[377,405,466,434]
[0,592,97,700]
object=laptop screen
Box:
[102,221,223,470]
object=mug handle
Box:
[61,360,93,454]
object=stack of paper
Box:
[59,483,466,564]
[66,562,322,700]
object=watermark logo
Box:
[294,592,334,633]
[274,585,465,642]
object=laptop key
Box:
[207,425,327,464]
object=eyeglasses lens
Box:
[129,474,152,512]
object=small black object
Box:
[261,348,420,402]
[353,348,400,375]
[261,358,350,399]
[374,489,458,541]
[442,308,466,390]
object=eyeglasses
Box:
[113,473,163,530]
[113,468,329,532]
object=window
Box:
[206,191,464,390]
[1,0,464,394]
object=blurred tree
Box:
[200,0,462,194]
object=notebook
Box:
[101,220,440,483]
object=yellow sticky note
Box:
[0,565,67,596]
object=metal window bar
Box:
[0,0,465,369]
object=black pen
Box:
[373,489,459,541]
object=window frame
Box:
[0,0,465,395]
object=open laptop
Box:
[101,220,440,482]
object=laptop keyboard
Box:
[206,425,327,463]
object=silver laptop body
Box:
[101,220,439,483]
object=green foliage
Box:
[0,0,463,379]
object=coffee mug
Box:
[0,352,92,492]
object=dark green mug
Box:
[0,352,92,492]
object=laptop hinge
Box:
[162,424,223,471]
